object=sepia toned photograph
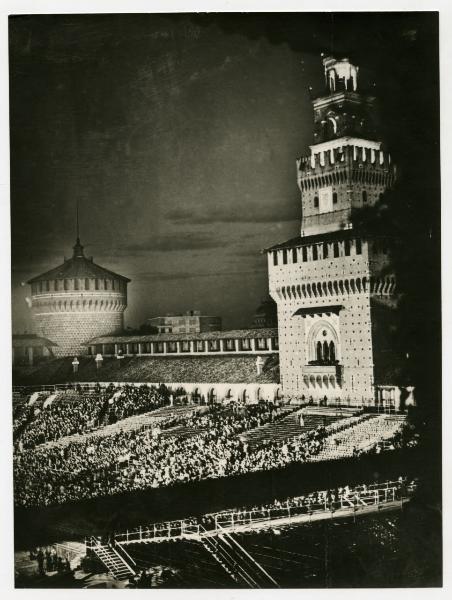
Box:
[8,9,441,589]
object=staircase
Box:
[87,537,136,581]
[200,526,278,588]
[239,410,347,449]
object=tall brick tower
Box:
[267,56,398,406]
[27,236,130,357]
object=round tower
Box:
[27,237,130,357]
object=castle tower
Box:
[267,56,398,406]
[27,236,130,357]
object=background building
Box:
[12,334,57,366]
[147,310,222,334]
[267,56,399,406]
[27,237,130,357]
[252,298,278,329]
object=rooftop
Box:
[264,229,357,252]
[87,327,278,345]
[27,238,130,284]
[12,334,58,348]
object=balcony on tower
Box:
[303,364,344,390]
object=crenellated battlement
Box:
[296,144,396,193]
[297,144,394,175]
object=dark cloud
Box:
[134,268,266,282]
[122,232,223,254]
[166,203,299,224]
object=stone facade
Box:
[147,310,222,334]
[267,56,398,407]
[28,238,129,357]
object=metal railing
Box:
[112,480,415,546]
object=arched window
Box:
[316,341,322,362]
[292,248,298,263]
[329,341,336,362]
[85,278,90,290]
[327,116,337,135]
[356,238,362,254]
[332,192,338,204]
[282,249,288,265]
[64,279,69,291]
[333,242,339,258]
[314,196,319,208]
[344,239,351,256]
[273,252,278,266]
[306,321,340,365]
[323,242,328,258]
[312,245,318,260]
[74,278,79,290]
[95,279,99,290]
[362,190,367,203]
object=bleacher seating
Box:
[308,414,406,462]
[239,410,348,448]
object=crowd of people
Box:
[14,384,172,450]
[28,546,71,576]
[14,403,328,507]
[13,384,417,509]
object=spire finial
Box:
[76,197,80,243]
[73,198,84,257]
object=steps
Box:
[89,539,136,581]
[200,526,278,588]
[239,411,346,449]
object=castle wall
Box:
[30,285,128,357]
[33,311,124,357]
[268,235,396,405]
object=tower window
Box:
[302,247,308,262]
[362,190,367,203]
[314,196,319,208]
[323,242,328,259]
[333,192,338,204]
[312,245,318,260]
[292,248,298,263]
[282,249,288,265]
[344,239,351,256]
[356,238,362,254]
[273,251,278,266]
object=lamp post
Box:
[255,355,264,376]
[116,349,124,369]
[95,353,103,370]
[72,357,79,375]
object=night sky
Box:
[9,13,438,333]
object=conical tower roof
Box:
[27,238,130,284]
